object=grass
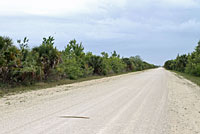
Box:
[0,68,152,97]
[0,71,140,97]
[172,71,200,86]
[0,75,104,97]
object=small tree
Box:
[32,36,61,80]
[57,39,85,79]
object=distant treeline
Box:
[164,41,200,76]
[0,36,157,86]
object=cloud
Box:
[0,0,200,65]
[179,19,200,30]
[1,0,199,16]
[0,0,93,15]
[127,0,200,8]
[0,0,127,16]
[154,19,200,33]
[160,0,199,8]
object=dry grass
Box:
[0,75,104,97]
[0,71,134,97]
[173,71,200,87]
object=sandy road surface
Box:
[0,68,200,134]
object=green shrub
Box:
[0,36,156,87]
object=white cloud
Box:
[153,19,200,33]
[0,0,93,15]
[1,0,200,65]
[0,0,127,16]
[0,0,199,16]
[159,0,199,8]
[177,19,200,32]
[125,0,200,9]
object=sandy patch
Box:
[167,71,200,134]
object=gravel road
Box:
[0,68,200,134]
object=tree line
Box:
[164,41,200,76]
[0,36,157,86]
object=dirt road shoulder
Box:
[167,71,200,133]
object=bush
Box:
[164,41,200,78]
[0,36,156,87]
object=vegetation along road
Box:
[1,68,200,134]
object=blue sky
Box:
[0,0,200,65]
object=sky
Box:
[0,0,200,65]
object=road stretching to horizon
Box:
[0,68,200,134]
